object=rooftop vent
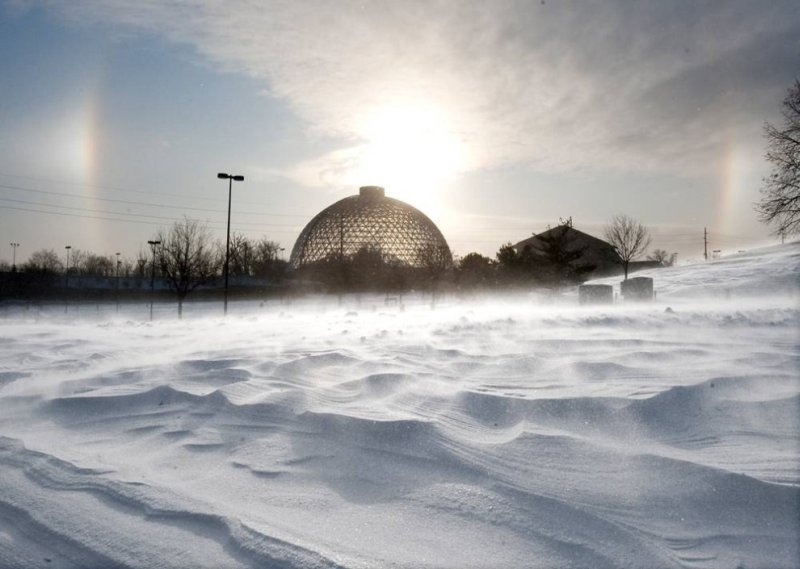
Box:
[359,186,385,199]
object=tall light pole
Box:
[9,243,19,272]
[64,245,72,313]
[64,245,71,288]
[115,252,121,313]
[217,172,244,316]
[147,240,161,320]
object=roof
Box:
[512,225,623,273]
[289,186,452,268]
[513,225,616,255]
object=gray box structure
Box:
[578,284,614,305]
[620,277,654,301]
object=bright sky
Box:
[1,1,798,265]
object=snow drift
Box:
[0,243,798,568]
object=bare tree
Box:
[647,249,678,267]
[416,243,452,305]
[221,233,253,277]
[135,248,149,278]
[81,253,115,277]
[23,249,63,275]
[757,80,800,236]
[65,249,86,276]
[156,218,220,317]
[252,238,283,278]
[119,257,136,278]
[220,234,285,280]
[604,214,651,279]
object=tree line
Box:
[3,223,285,282]
[299,214,673,295]
[454,214,672,290]
[0,218,288,308]
[3,214,677,309]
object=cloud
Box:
[47,0,800,181]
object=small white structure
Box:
[620,277,654,301]
[578,284,613,305]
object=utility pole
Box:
[147,240,161,320]
[704,227,708,261]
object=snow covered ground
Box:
[0,243,798,569]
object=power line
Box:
[3,179,762,243]
[0,170,290,210]
[0,182,310,219]
[0,196,199,224]
[2,198,761,248]
[0,205,301,234]
[0,196,303,229]
[1,173,768,254]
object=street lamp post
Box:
[64,245,71,313]
[115,252,121,313]
[217,172,244,316]
[64,245,71,288]
[10,243,19,272]
[147,240,161,320]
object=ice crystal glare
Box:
[289,186,452,268]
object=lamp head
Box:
[217,173,229,179]
[233,175,244,182]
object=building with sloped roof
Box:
[512,223,622,278]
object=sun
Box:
[352,101,468,213]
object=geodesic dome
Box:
[290,186,452,269]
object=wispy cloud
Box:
[45,0,800,181]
